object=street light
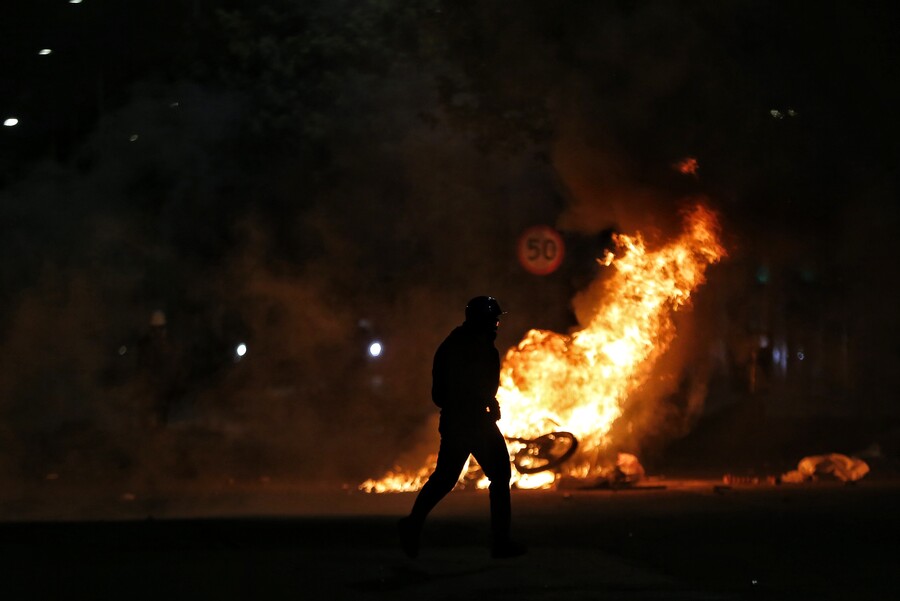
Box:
[3,118,18,127]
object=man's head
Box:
[464,296,505,337]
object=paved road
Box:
[2,480,898,600]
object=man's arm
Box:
[431,338,455,408]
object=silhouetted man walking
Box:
[398,296,526,559]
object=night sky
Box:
[1,1,899,493]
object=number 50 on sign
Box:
[517,225,565,276]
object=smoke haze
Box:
[2,1,899,514]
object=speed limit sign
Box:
[517,225,565,275]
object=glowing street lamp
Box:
[368,341,383,358]
[3,118,18,127]
[38,49,53,56]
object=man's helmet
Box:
[465,296,506,322]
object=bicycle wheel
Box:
[513,431,579,474]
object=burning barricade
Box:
[361,204,726,492]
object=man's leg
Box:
[399,434,469,558]
[472,422,524,557]
[410,434,470,520]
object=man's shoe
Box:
[398,516,420,559]
[492,539,527,559]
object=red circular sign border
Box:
[517,225,565,276]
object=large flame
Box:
[361,204,725,492]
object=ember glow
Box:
[360,204,725,492]
[675,157,699,176]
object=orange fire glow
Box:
[675,157,699,176]
[360,204,725,492]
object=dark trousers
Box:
[409,417,512,542]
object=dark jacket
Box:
[432,322,501,422]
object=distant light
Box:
[129,134,139,142]
[368,341,383,358]
[38,49,53,56]
[797,351,805,361]
[770,108,797,119]
[169,101,180,108]
[69,0,83,4]
[3,118,18,127]
[118,345,128,356]
[236,343,247,358]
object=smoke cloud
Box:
[2,1,898,514]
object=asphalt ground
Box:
[2,479,898,600]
